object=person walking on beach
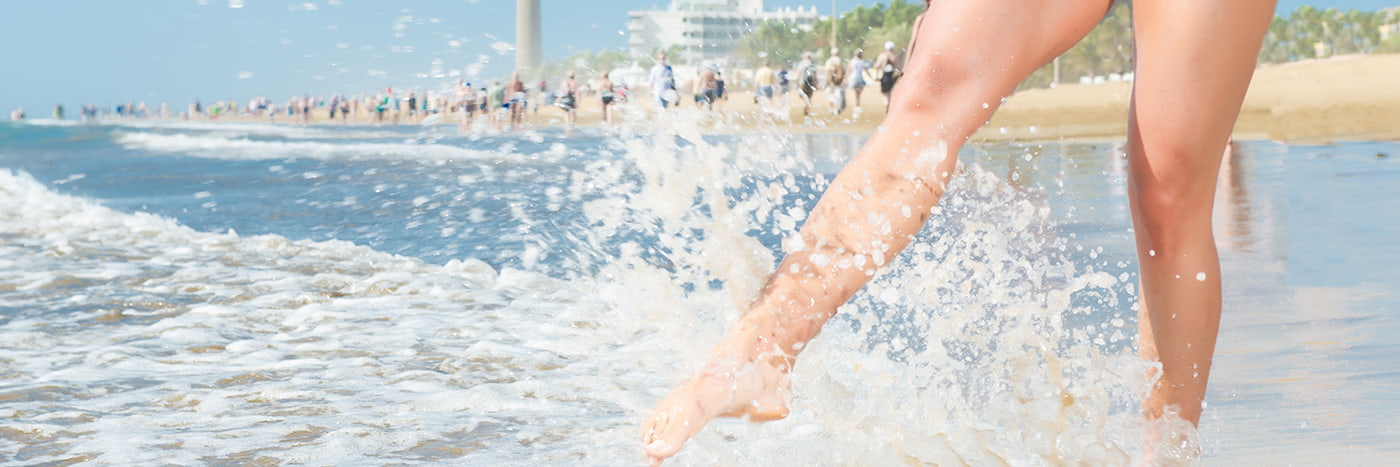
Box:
[454,79,473,131]
[338,96,350,124]
[372,91,387,126]
[650,52,678,109]
[775,65,792,112]
[328,94,341,121]
[459,86,478,132]
[599,71,618,127]
[796,53,817,116]
[508,71,527,130]
[873,40,903,112]
[847,49,871,115]
[825,48,847,116]
[390,90,402,126]
[753,61,776,110]
[694,66,718,111]
[714,70,727,112]
[477,86,490,127]
[640,0,1277,464]
[488,81,506,130]
[538,79,552,114]
[558,70,579,133]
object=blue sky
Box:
[2,0,1395,115]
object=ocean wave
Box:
[110,120,407,140]
[9,118,82,127]
[0,168,640,464]
[113,130,542,162]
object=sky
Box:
[2,0,1396,115]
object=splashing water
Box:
[577,128,1180,465]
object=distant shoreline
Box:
[20,54,1399,144]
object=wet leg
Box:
[640,0,1113,463]
[1128,0,1275,427]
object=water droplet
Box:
[1148,249,1156,257]
[981,102,990,109]
[1195,272,1206,281]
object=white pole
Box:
[516,0,541,73]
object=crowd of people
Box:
[645,45,904,120]
[10,47,903,133]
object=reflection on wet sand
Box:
[1204,140,1400,464]
[1215,140,1262,254]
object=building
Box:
[627,0,820,64]
[1382,6,1400,42]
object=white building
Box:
[1382,7,1400,41]
[627,0,820,64]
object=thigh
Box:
[1128,0,1276,168]
[884,0,1113,144]
[1125,0,1276,222]
[802,0,1118,267]
[898,0,1114,100]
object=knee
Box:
[1128,144,1222,248]
[889,52,971,113]
[885,52,1002,140]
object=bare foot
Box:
[1140,407,1201,466]
[640,345,794,465]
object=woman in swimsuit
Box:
[558,71,579,132]
[846,49,870,112]
[873,41,902,112]
[599,71,616,127]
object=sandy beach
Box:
[530,53,1400,143]
[194,53,1400,144]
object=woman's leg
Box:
[1127,0,1274,425]
[640,0,1113,463]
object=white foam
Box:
[114,131,515,162]
[0,169,631,464]
[571,133,1162,464]
[13,118,81,127]
[109,120,402,140]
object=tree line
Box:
[535,3,1399,89]
[1260,5,1400,61]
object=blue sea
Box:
[1,119,1396,465]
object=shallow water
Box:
[0,119,1396,465]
